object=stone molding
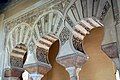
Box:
[24,62,51,75]
[4,67,24,77]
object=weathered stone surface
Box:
[24,62,51,75]
[57,52,87,68]
[102,42,118,58]
[4,68,24,77]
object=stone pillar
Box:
[56,40,87,80]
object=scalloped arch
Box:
[32,10,72,46]
[6,22,32,54]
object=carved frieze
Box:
[102,42,118,58]
[4,0,66,32]
[59,27,71,45]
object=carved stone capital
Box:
[102,42,118,58]
[24,62,51,75]
[102,42,119,70]
[57,52,87,68]
[4,67,24,79]
[57,52,86,80]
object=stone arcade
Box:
[0,0,120,80]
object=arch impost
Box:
[24,62,52,75]
[56,52,87,68]
[102,42,118,59]
[57,52,87,80]
[4,67,24,79]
